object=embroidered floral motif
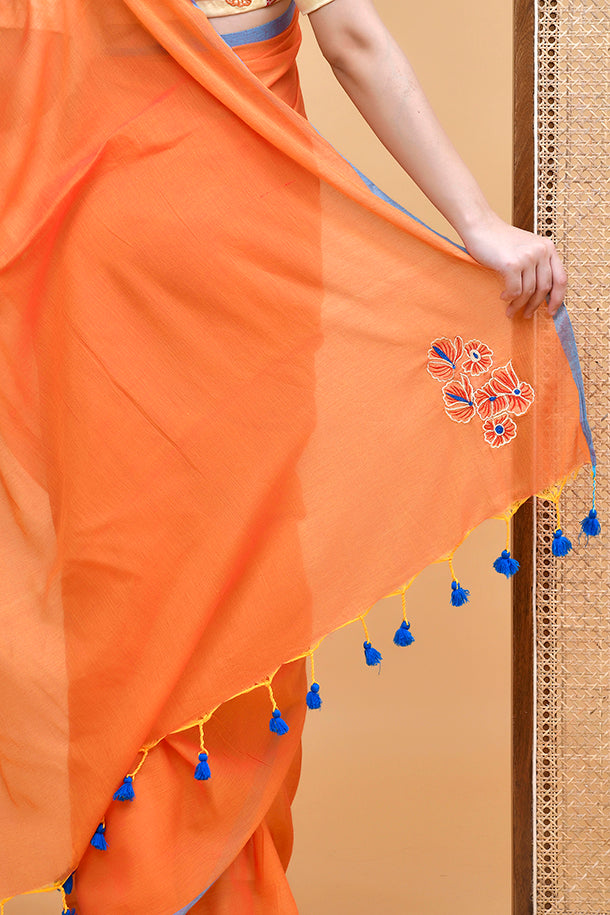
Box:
[427,336,464,383]
[462,339,493,376]
[442,375,476,423]
[482,414,517,448]
[487,361,535,416]
[428,336,534,449]
[473,380,507,420]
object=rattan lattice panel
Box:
[534,0,610,912]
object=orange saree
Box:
[0,1,596,913]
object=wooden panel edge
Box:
[512,0,535,911]
[512,498,535,915]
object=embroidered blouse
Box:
[193,0,335,18]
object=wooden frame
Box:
[512,0,535,911]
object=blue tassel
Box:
[112,775,135,802]
[62,874,74,895]
[393,620,415,646]
[450,580,470,606]
[363,640,382,666]
[493,550,520,578]
[269,708,289,735]
[90,823,107,851]
[580,508,601,540]
[552,528,572,557]
[194,752,211,781]
[65,909,76,915]
[306,682,322,709]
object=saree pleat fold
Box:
[0,1,592,912]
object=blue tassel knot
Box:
[581,509,601,540]
[269,708,289,735]
[493,550,520,578]
[552,529,572,557]
[90,823,107,851]
[113,775,135,802]
[194,752,211,781]
[65,909,76,915]
[450,581,470,606]
[306,682,322,709]
[393,620,415,647]
[363,640,382,666]
[62,874,74,895]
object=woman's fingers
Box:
[504,262,537,318]
[461,217,568,319]
[547,247,568,315]
[504,239,566,319]
[522,258,554,319]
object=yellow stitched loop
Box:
[309,651,316,684]
[198,720,209,755]
[267,678,289,735]
[114,749,149,802]
[447,554,470,606]
[492,515,521,577]
[266,679,278,712]
[194,719,211,782]
[129,747,149,780]
[447,554,457,581]
[361,616,383,666]
[539,475,574,556]
[306,650,322,709]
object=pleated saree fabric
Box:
[0,1,594,912]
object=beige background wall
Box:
[8,1,512,913]
[289,2,513,914]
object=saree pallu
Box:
[0,1,594,913]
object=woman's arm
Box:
[307,0,566,319]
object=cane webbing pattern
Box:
[534,0,610,912]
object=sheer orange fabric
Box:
[0,1,592,912]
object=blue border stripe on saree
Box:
[171,883,214,915]
[191,0,297,47]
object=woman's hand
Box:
[460,214,567,319]
[308,0,567,321]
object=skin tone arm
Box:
[307,0,567,319]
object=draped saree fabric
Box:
[0,1,593,913]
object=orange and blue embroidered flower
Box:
[473,380,505,420]
[482,413,517,448]
[427,336,464,383]
[462,339,493,376]
[487,361,535,415]
[428,336,534,449]
[442,374,476,423]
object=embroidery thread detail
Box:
[427,335,464,382]
[429,336,534,448]
[482,413,517,448]
[462,339,493,376]
[442,374,477,423]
